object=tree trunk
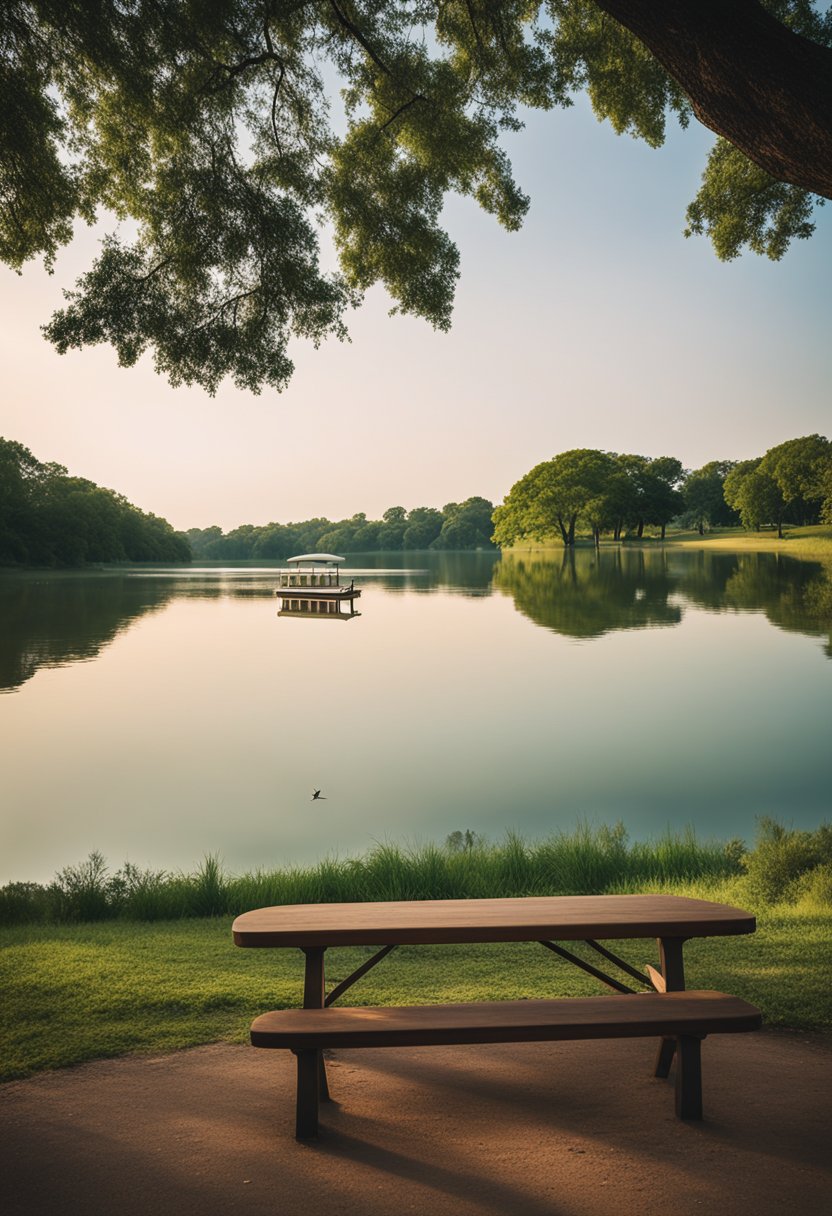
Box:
[777,517,783,539]
[698,520,705,536]
[593,525,600,546]
[613,523,621,541]
[660,523,666,539]
[567,514,577,546]
[595,0,832,199]
[637,518,644,538]
[558,517,570,546]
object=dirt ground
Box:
[2,1032,830,1216]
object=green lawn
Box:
[3,891,830,1081]
[506,525,832,557]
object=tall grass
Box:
[2,820,829,927]
[0,820,788,926]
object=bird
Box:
[312,789,326,800]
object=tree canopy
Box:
[723,434,831,536]
[0,437,190,565]
[493,436,832,546]
[493,449,685,546]
[3,1,830,394]
[187,495,497,558]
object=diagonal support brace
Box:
[325,944,397,1007]
[583,939,654,988]
[539,939,636,994]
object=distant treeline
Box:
[187,497,496,559]
[494,436,832,547]
[0,438,190,566]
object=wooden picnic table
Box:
[231,894,759,1138]
[233,894,755,1086]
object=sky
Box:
[1,93,829,533]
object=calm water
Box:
[1,549,830,884]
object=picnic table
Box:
[232,894,759,1137]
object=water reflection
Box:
[1,548,830,693]
[0,573,177,692]
[494,549,682,638]
[493,548,832,654]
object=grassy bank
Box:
[3,819,830,928]
[1,884,830,1081]
[1,825,747,925]
[1,822,831,1079]
[506,524,832,557]
[670,524,832,556]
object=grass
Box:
[669,524,832,557]
[0,825,744,926]
[506,524,832,557]
[2,822,830,1080]
[1,878,830,1081]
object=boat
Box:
[274,554,361,619]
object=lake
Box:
[1,548,830,884]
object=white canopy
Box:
[287,553,345,565]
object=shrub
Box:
[742,818,832,903]
[49,850,114,922]
[0,882,52,925]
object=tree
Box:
[0,436,189,565]
[402,506,444,549]
[758,434,831,523]
[377,506,408,550]
[680,461,740,534]
[723,459,786,533]
[641,456,685,539]
[433,497,497,549]
[3,2,831,394]
[493,449,616,547]
[722,434,832,537]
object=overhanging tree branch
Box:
[594,0,832,199]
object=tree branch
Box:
[593,0,832,199]
[377,93,424,135]
[328,0,396,78]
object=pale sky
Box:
[1,95,829,533]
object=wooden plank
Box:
[250,991,761,1050]
[233,895,755,948]
[645,964,666,993]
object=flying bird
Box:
[312,789,326,800]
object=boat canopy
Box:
[286,553,345,565]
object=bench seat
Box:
[250,990,761,1138]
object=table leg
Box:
[295,1049,320,1139]
[302,947,331,1101]
[654,936,686,1078]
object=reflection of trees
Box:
[493,549,682,639]
[494,547,832,654]
[0,575,177,691]
[4,553,829,690]
[346,550,498,594]
[715,553,831,657]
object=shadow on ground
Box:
[1,1033,829,1216]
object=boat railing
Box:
[276,569,342,588]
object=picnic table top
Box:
[232,894,755,948]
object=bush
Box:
[49,850,114,922]
[742,818,832,903]
[0,882,53,925]
[794,862,832,907]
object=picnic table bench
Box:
[233,895,761,1140]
